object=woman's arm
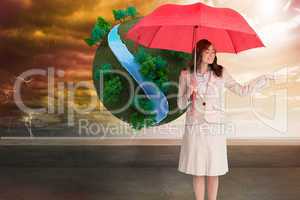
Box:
[177,70,193,110]
[223,67,275,97]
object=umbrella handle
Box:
[192,27,197,114]
[191,91,197,114]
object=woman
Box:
[177,39,275,200]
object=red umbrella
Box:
[126,2,264,55]
[125,2,265,109]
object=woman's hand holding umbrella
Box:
[188,76,198,107]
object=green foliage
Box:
[129,111,156,130]
[140,56,157,80]
[139,98,155,113]
[128,91,156,130]
[134,47,170,93]
[131,96,155,114]
[126,6,137,18]
[91,25,104,41]
[154,68,169,93]
[134,47,149,63]
[84,38,96,46]
[94,67,102,81]
[153,55,167,69]
[94,63,113,81]
[103,76,123,104]
[94,63,122,105]
[161,49,192,64]
[84,17,111,47]
[101,63,113,74]
[96,16,111,32]
[113,6,138,22]
[113,9,127,21]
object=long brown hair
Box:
[186,39,223,77]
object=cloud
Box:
[0,0,165,100]
[0,0,160,72]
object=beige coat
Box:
[177,67,273,124]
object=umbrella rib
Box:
[148,26,162,48]
[225,29,237,54]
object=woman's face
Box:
[201,44,216,64]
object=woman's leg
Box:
[193,175,205,200]
[207,175,219,200]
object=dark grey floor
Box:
[1,167,300,200]
[0,145,299,200]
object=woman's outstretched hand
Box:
[265,74,276,80]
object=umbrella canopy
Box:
[125,2,265,54]
[125,2,265,112]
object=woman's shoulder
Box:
[220,66,229,78]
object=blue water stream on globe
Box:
[107,24,169,124]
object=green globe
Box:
[92,16,191,130]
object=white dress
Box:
[177,71,229,176]
[177,68,272,176]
